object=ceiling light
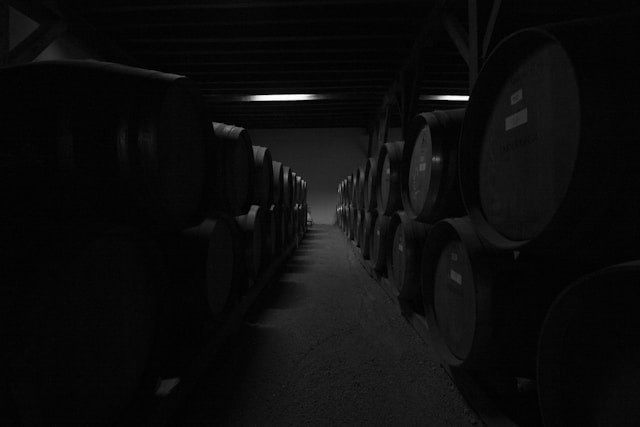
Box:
[420,95,469,102]
[242,94,326,102]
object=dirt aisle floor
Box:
[177,224,480,426]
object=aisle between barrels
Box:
[175,225,478,426]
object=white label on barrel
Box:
[510,89,523,105]
[377,230,380,236]
[419,162,426,172]
[398,244,403,252]
[450,270,462,285]
[505,108,528,131]
[386,168,390,175]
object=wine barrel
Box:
[3,225,158,426]
[271,161,285,206]
[266,204,283,259]
[401,109,466,222]
[353,166,365,210]
[355,209,365,248]
[537,262,640,426]
[421,217,572,375]
[251,146,274,207]
[375,141,405,215]
[283,205,295,244]
[362,210,378,260]
[385,211,431,300]
[282,166,294,207]
[345,174,354,207]
[291,172,299,206]
[234,205,266,281]
[153,217,235,378]
[0,60,209,232]
[301,180,308,205]
[211,122,254,216]
[458,13,640,266]
[370,214,393,273]
[348,205,357,241]
[295,175,303,205]
[363,157,378,212]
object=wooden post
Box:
[0,3,8,66]
[468,0,480,91]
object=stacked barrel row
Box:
[0,60,307,426]
[339,13,640,425]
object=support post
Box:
[0,3,8,66]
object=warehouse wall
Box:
[250,128,369,224]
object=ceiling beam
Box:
[482,0,502,59]
[8,18,67,64]
[87,0,425,13]
[442,12,470,66]
[119,34,411,44]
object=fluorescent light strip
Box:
[241,94,327,102]
[420,95,469,102]
[208,93,469,102]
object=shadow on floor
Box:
[250,279,310,312]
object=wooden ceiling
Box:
[5,0,640,131]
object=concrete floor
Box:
[177,224,479,426]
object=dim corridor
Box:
[176,224,477,426]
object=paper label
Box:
[386,168,390,175]
[398,244,403,252]
[510,89,523,105]
[450,270,462,285]
[419,162,426,172]
[377,230,380,236]
[505,108,528,131]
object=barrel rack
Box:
[343,232,541,427]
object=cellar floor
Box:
[174,224,478,426]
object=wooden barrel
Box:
[234,205,266,281]
[421,217,571,375]
[292,204,301,238]
[153,217,235,378]
[282,166,294,207]
[294,175,303,205]
[266,204,283,259]
[363,157,377,212]
[362,210,378,260]
[291,172,298,206]
[537,262,640,426]
[355,209,365,248]
[283,205,295,244]
[271,161,285,206]
[301,180,308,205]
[375,141,405,215]
[370,214,393,273]
[385,211,431,300]
[3,225,158,426]
[458,13,640,266]
[0,60,209,232]
[251,146,274,207]
[211,122,254,216]
[401,109,466,223]
[353,166,365,210]
[345,174,354,207]
[348,205,357,241]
